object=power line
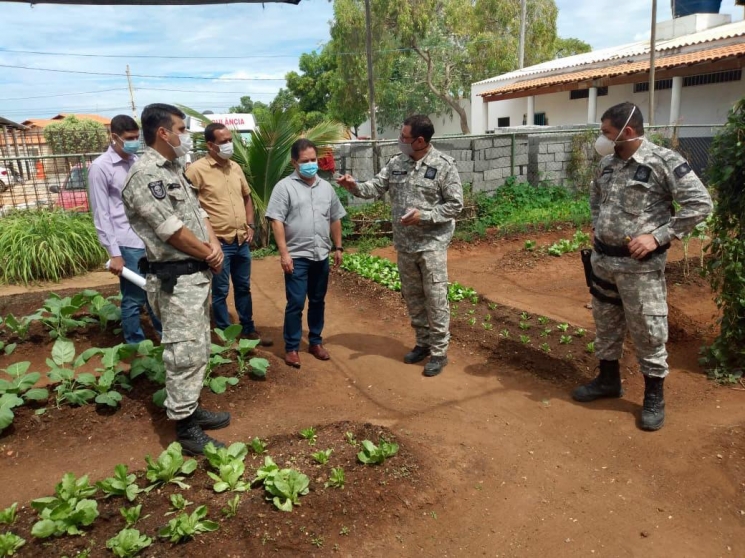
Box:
[0,88,126,101]
[0,63,286,81]
[135,86,273,95]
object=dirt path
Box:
[1,237,743,557]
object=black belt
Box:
[594,238,670,260]
[138,258,209,293]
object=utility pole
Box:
[518,0,527,69]
[126,65,137,118]
[648,0,657,126]
[363,0,377,140]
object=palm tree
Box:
[180,106,346,246]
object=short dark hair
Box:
[291,138,317,160]
[141,103,185,146]
[403,114,435,143]
[601,102,644,136]
[110,115,139,136]
[204,122,227,144]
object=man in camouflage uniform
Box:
[122,103,230,455]
[338,114,463,377]
[574,102,712,431]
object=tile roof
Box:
[479,43,745,98]
[474,19,745,85]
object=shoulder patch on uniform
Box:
[601,167,614,176]
[424,167,438,180]
[674,162,692,179]
[167,183,181,190]
[148,180,166,199]
[633,165,652,183]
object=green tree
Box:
[43,115,109,155]
[554,37,592,59]
[229,95,255,114]
[329,0,587,134]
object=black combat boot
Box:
[192,406,231,430]
[176,415,226,456]
[572,359,623,402]
[640,376,665,431]
[404,345,431,364]
[423,356,448,377]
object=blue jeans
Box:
[120,246,162,344]
[212,240,255,334]
[283,257,329,352]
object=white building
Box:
[471,13,745,135]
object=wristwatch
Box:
[332,246,344,252]
[247,224,256,230]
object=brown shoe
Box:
[284,351,301,368]
[308,344,330,361]
[244,330,274,347]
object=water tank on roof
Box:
[672,0,722,18]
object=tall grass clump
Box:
[0,209,107,285]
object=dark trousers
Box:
[211,240,255,334]
[283,257,329,352]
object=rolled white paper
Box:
[106,260,146,289]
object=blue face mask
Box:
[122,139,140,155]
[298,161,318,178]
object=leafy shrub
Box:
[0,209,107,285]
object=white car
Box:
[0,165,24,193]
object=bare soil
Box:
[1,229,744,558]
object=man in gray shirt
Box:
[265,139,346,369]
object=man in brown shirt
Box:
[186,122,272,346]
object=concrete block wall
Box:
[332,129,586,197]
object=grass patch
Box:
[0,209,107,285]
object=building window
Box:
[534,112,548,126]
[634,79,673,93]
[497,117,510,127]
[569,87,608,100]
[683,69,742,87]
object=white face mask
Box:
[595,106,638,157]
[216,142,234,160]
[166,130,193,158]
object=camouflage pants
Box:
[590,255,669,378]
[397,250,450,357]
[147,270,212,420]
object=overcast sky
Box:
[0,0,742,121]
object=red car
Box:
[49,164,90,211]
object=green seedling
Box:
[263,469,310,512]
[499,329,510,339]
[325,468,345,489]
[524,239,536,251]
[519,321,530,330]
[106,528,152,558]
[166,494,193,516]
[540,343,551,353]
[357,439,399,465]
[203,350,237,394]
[46,339,100,407]
[0,503,18,526]
[252,456,280,486]
[488,302,498,310]
[96,464,141,502]
[312,449,333,465]
[144,442,198,490]
[586,341,595,354]
[236,337,269,378]
[0,533,25,556]
[221,494,241,518]
[213,324,242,351]
[520,335,531,345]
[31,473,99,538]
[468,317,476,326]
[208,460,249,493]
[299,427,317,446]
[467,309,476,316]
[311,536,324,548]
[119,505,145,527]
[520,312,531,320]
[158,505,219,543]
[482,323,493,331]
[203,442,248,470]
[344,431,358,446]
[340,526,350,536]
[560,335,573,345]
[574,328,587,338]
[34,292,96,339]
[538,316,549,325]
[557,323,569,332]
[483,314,492,322]
[249,437,267,454]
[87,294,122,332]
[0,341,16,356]
[129,340,166,385]
[2,314,32,341]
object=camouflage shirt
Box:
[352,146,463,253]
[122,147,209,263]
[590,139,712,272]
